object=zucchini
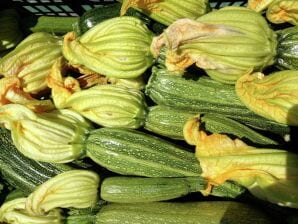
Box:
[78,3,166,35]
[78,3,122,34]
[100,176,245,203]
[145,67,290,135]
[0,128,72,195]
[85,127,201,177]
[276,26,298,70]
[96,201,272,224]
[29,16,78,34]
[145,105,278,145]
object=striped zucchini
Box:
[96,201,272,224]
[0,128,72,195]
[145,67,290,135]
[145,105,279,145]
[100,176,245,203]
[85,128,201,177]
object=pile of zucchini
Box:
[0,1,298,223]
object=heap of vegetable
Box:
[1,1,298,223]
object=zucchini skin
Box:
[78,3,122,34]
[0,128,72,195]
[85,128,201,177]
[145,105,278,145]
[145,67,290,135]
[100,176,245,203]
[276,26,298,70]
[96,201,272,224]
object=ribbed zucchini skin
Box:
[0,128,72,195]
[96,201,272,224]
[100,176,245,203]
[145,67,289,135]
[145,105,278,145]
[85,128,201,177]
[276,26,298,70]
[144,106,197,140]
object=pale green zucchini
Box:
[95,201,272,224]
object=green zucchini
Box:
[85,127,201,177]
[100,176,245,203]
[145,67,290,135]
[78,3,166,35]
[145,105,278,145]
[78,3,122,34]
[276,26,298,70]
[0,128,72,195]
[95,201,272,224]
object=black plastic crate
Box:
[3,0,247,17]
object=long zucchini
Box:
[0,128,72,195]
[145,67,290,135]
[100,176,245,203]
[145,105,279,145]
[85,127,201,177]
[95,201,272,224]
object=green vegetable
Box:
[96,201,272,224]
[86,127,201,177]
[120,0,210,26]
[145,67,289,135]
[63,16,154,79]
[150,6,277,84]
[78,3,122,34]
[0,127,72,195]
[236,70,298,125]
[28,16,78,35]
[276,26,298,70]
[0,9,22,51]
[101,176,245,203]
[145,105,278,145]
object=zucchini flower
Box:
[0,198,62,224]
[120,0,210,26]
[0,9,23,51]
[276,26,298,70]
[267,0,298,25]
[0,104,92,163]
[62,16,154,79]
[236,70,298,126]
[247,0,275,12]
[0,32,62,95]
[151,7,277,84]
[47,57,145,109]
[0,76,55,112]
[194,132,298,208]
[26,170,99,215]
[62,85,147,128]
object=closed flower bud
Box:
[62,16,154,79]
